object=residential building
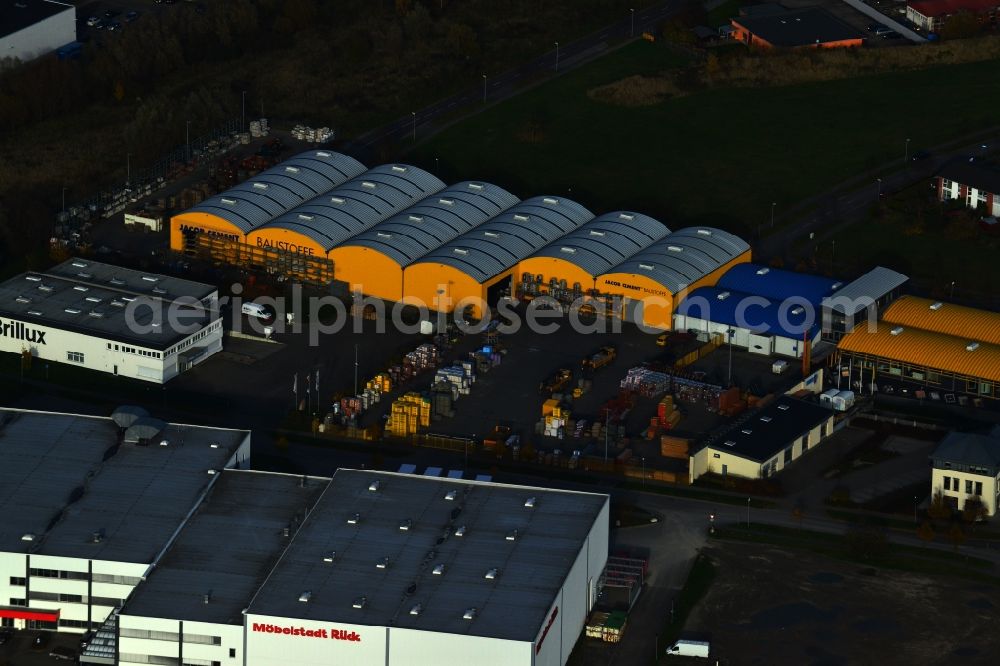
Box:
[936,161,1000,217]
[930,427,1000,514]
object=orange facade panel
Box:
[838,323,1000,382]
[328,246,405,302]
[170,212,246,250]
[517,257,598,294]
[881,296,1000,347]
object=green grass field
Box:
[414,41,1000,239]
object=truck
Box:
[582,346,616,371]
[665,639,710,658]
[539,368,573,395]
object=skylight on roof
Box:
[513,214,529,222]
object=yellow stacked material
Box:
[366,373,392,393]
[386,392,431,436]
[572,387,583,399]
[552,405,569,419]
[542,398,559,416]
[665,409,681,427]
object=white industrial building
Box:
[0,258,223,383]
[92,470,609,666]
[0,407,251,636]
[0,0,75,64]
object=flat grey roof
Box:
[0,408,248,562]
[603,227,749,294]
[123,471,330,625]
[248,470,608,642]
[187,151,367,233]
[527,211,670,278]
[259,164,446,251]
[340,181,520,266]
[0,258,219,350]
[0,0,71,40]
[412,196,594,283]
[822,266,908,315]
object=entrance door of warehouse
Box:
[113,365,118,375]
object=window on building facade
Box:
[8,577,25,586]
[66,351,85,363]
[944,477,951,491]
[966,479,974,494]
[975,481,983,496]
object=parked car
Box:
[86,16,100,26]
[50,646,76,661]
[0,628,13,646]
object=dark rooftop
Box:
[0,0,71,40]
[940,160,1000,197]
[931,430,1000,470]
[733,7,863,47]
[701,395,833,463]
[123,471,330,625]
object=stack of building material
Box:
[406,343,439,371]
[430,381,455,419]
[620,367,669,397]
[433,365,473,396]
[586,611,608,639]
[541,398,560,417]
[660,435,690,459]
[248,119,270,138]
[602,611,628,643]
[543,404,570,438]
[386,393,431,437]
[366,373,392,394]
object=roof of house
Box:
[822,266,908,316]
[0,0,72,40]
[837,322,1000,382]
[909,0,1000,18]
[247,470,608,642]
[939,160,1000,196]
[732,7,864,46]
[0,408,247,562]
[882,296,1000,347]
[0,258,218,349]
[700,396,833,463]
[338,182,520,267]
[122,471,330,625]
[676,286,819,340]
[717,264,843,305]
[602,227,750,295]
[931,430,1000,469]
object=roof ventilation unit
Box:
[352,596,367,609]
[463,608,478,621]
[38,284,53,292]
[468,183,484,190]
[890,326,904,336]
[376,557,390,569]
[791,307,804,316]
[399,519,412,532]
[323,551,337,563]
[756,267,770,275]
[21,533,36,542]
[432,563,446,575]
[110,277,126,286]
[331,196,346,204]
[25,275,42,282]
[453,525,466,537]
[368,480,381,492]
[77,272,93,279]
[723,440,736,447]
[777,404,791,411]
[930,302,943,311]
[484,568,499,580]
[444,490,458,501]
[391,165,407,173]
[203,591,212,604]
[64,308,82,314]
[27,310,43,316]
[524,497,536,509]
[618,213,635,221]
[409,604,422,616]
[347,512,361,525]
[15,296,30,304]
[967,342,980,352]
[717,291,730,301]
[141,276,158,283]
[299,591,312,603]
[831,282,843,290]
[760,416,773,423]
[505,529,518,542]
[73,285,89,292]
[513,214,529,222]
[741,428,753,435]
[91,529,105,544]
[85,296,102,303]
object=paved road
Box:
[342,2,682,158]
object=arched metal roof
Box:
[526,211,670,278]
[186,151,366,233]
[412,196,594,283]
[337,181,520,266]
[257,164,446,251]
[603,226,750,294]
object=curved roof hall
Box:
[525,211,670,278]
[412,196,594,283]
[603,227,750,294]
[881,295,1000,347]
[337,181,520,266]
[257,164,446,251]
[185,151,366,233]
[718,263,843,305]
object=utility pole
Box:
[747,497,751,527]
[770,202,776,228]
[186,120,191,162]
[61,187,67,213]
[411,111,416,142]
[904,137,910,164]
[241,90,247,131]
[554,42,560,71]
[482,74,487,103]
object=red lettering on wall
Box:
[535,607,559,654]
[251,622,357,642]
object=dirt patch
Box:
[586,74,686,107]
[688,542,1000,665]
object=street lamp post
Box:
[186,120,191,162]
[877,177,882,200]
[641,456,646,488]
[950,281,956,299]
[904,137,910,164]
[411,111,416,142]
[630,8,635,37]
[126,153,131,186]
[914,495,918,524]
[353,344,359,397]
[727,328,734,387]
[770,202,776,228]
[746,497,751,527]
[241,90,247,131]
[554,42,560,71]
[61,187,67,213]
[482,74,487,103]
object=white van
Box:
[666,640,710,658]
[241,302,272,320]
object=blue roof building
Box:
[717,264,843,306]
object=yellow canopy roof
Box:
[882,296,1000,347]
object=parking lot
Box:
[0,629,84,666]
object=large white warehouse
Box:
[0,258,222,384]
[0,0,75,64]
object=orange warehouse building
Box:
[596,227,752,330]
[330,181,519,303]
[405,196,594,318]
[517,211,670,307]
[244,164,445,283]
[837,322,1000,400]
[880,295,1000,347]
[731,8,865,49]
[170,150,366,258]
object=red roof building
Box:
[906,0,999,32]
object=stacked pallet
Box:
[386,393,431,437]
[620,367,669,397]
[660,435,690,459]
